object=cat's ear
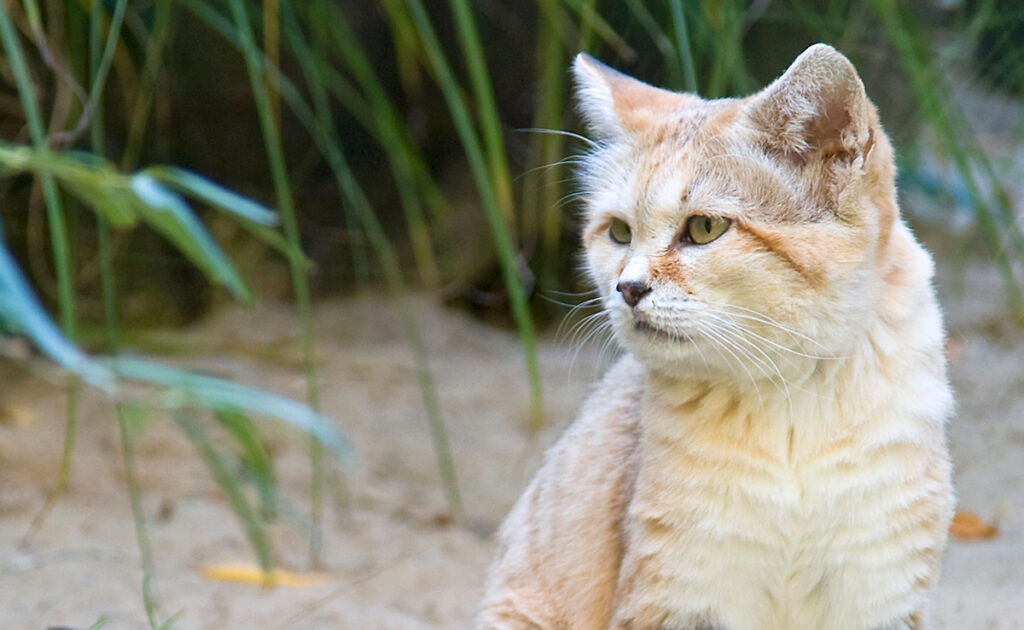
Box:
[747,44,871,163]
[572,53,698,141]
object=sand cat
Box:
[476,44,954,630]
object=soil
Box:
[1,238,1023,629]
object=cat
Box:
[476,44,954,630]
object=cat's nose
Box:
[616,280,651,308]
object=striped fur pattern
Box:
[477,45,954,630]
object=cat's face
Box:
[574,45,911,381]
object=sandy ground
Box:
[1,236,1023,629]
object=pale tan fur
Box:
[477,45,953,630]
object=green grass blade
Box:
[669,0,699,93]
[142,571,183,630]
[0,10,81,519]
[106,356,350,461]
[447,0,515,231]
[872,0,1024,313]
[224,0,323,561]
[309,2,442,284]
[214,410,277,518]
[561,0,636,59]
[523,10,567,286]
[622,0,685,88]
[83,0,128,133]
[274,1,463,524]
[140,166,278,226]
[129,174,251,302]
[0,240,114,389]
[122,0,173,170]
[174,411,273,572]
[401,0,544,429]
[1,142,294,278]
[117,403,157,619]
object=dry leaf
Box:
[949,510,999,541]
[201,563,332,587]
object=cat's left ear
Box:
[747,44,871,164]
[573,53,700,141]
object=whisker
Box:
[539,292,602,309]
[708,313,840,406]
[696,320,766,412]
[556,302,606,342]
[517,127,599,148]
[711,319,794,415]
[517,156,589,182]
[713,312,836,362]
[543,288,600,298]
[714,303,837,354]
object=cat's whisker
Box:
[572,319,615,381]
[555,190,590,211]
[556,302,606,344]
[714,304,819,342]
[516,157,589,182]
[540,292,602,310]
[717,317,844,408]
[715,314,836,363]
[713,303,840,356]
[517,127,599,148]
[563,314,606,351]
[679,329,710,371]
[710,319,795,416]
[695,321,767,413]
[569,310,613,348]
[544,288,600,298]
[707,321,786,391]
[703,315,800,418]
[595,326,622,372]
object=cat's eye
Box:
[609,218,632,244]
[685,215,731,245]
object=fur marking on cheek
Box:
[737,223,824,287]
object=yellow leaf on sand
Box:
[949,510,999,541]
[201,563,332,587]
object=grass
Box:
[2,0,1024,623]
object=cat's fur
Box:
[476,44,954,630]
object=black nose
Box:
[616,280,651,308]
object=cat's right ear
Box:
[572,53,696,141]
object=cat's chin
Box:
[632,319,684,343]
[617,320,706,377]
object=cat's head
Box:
[573,44,932,381]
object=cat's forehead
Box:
[599,99,812,226]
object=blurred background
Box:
[1,1,1023,628]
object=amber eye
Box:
[609,218,632,245]
[686,215,731,245]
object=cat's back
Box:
[477,355,646,629]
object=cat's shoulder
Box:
[573,353,646,439]
[533,354,647,483]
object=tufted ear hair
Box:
[572,53,701,141]
[747,44,871,163]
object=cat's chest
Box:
[620,413,934,630]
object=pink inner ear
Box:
[808,90,855,157]
[749,45,871,163]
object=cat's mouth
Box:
[633,318,685,343]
